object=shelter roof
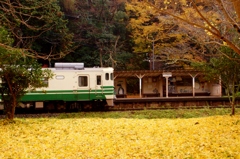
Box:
[114,69,203,78]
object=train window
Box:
[97,75,101,85]
[42,77,49,86]
[78,76,88,87]
[105,73,109,80]
[110,73,113,80]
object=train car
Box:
[16,63,115,111]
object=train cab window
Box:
[97,75,101,85]
[105,73,109,80]
[78,76,88,87]
[110,73,113,80]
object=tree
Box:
[0,27,53,120]
[143,0,240,57]
[125,1,211,69]
[61,0,135,69]
[193,46,240,115]
[0,0,73,60]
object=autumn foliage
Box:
[0,112,240,158]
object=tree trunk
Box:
[5,97,17,120]
[231,95,235,115]
[99,49,103,67]
[231,105,235,115]
[7,105,15,120]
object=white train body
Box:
[2,63,115,111]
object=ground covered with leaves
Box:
[0,110,240,158]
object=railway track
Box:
[0,106,238,120]
[0,113,62,119]
[0,96,239,117]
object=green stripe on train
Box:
[21,89,114,102]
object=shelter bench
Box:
[143,93,160,97]
[116,94,127,98]
[169,92,211,97]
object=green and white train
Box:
[1,63,115,111]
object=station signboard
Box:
[162,72,172,77]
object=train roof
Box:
[43,63,113,72]
[44,67,113,71]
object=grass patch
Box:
[56,108,239,119]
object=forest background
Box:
[0,0,239,71]
[1,0,240,119]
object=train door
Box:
[95,74,103,98]
[77,75,90,100]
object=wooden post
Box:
[135,74,145,98]
[163,72,172,98]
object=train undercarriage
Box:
[13,100,109,113]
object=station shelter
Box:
[114,70,222,98]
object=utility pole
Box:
[147,33,157,70]
[152,38,154,70]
